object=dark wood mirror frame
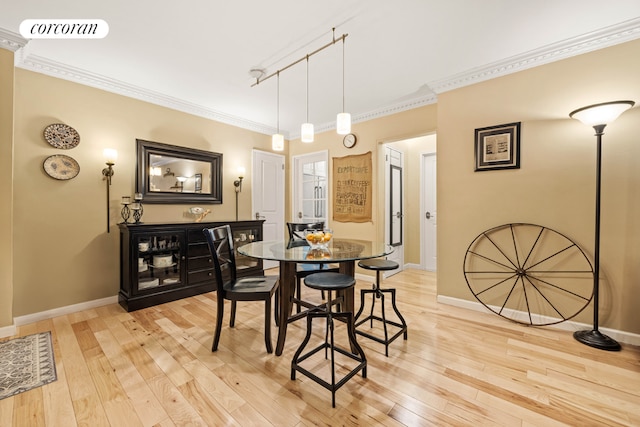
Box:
[136,138,223,204]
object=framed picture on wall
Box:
[194,173,202,192]
[474,122,521,171]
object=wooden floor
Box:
[2,269,639,426]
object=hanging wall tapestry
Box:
[332,151,372,223]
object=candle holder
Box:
[121,203,131,223]
[132,202,144,224]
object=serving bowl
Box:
[304,228,333,249]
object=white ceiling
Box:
[2,1,640,138]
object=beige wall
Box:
[0,49,14,326]
[288,105,438,266]
[4,38,639,337]
[437,38,640,334]
[11,69,275,317]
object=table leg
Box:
[276,260,296,356]
[339,260,358,352]
[339,260,356,314]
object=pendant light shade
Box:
[272,133,284,151]
[337,36,351,135]
[272,71,284,151]
[301,123,314,143]
[336,112,351,135]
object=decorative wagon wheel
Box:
[463,223,594,326]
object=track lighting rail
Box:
[251,28,348,87]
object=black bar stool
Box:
[354,259,407,356]
[291,272,367,408]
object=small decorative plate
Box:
[43,154,80,180]
[43,123,80,149]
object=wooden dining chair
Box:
[203,225,279,353]
[287,222,339,316]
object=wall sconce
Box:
[234,166,245,221]
[569,99,634,351]
[102,148,117,233]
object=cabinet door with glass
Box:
[134,230,185,293]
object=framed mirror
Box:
[136,139,222,204]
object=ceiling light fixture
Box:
[301,55,314,143]
[272,71,284,151]
[336,34,351,135]
[249,67,265,83]
[251,28,349,138]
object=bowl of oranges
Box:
[304,228,333,249]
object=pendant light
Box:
[272,71,284,151]
[301,55,314,143]
[336,36,351,135]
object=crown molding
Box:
[0,28,27,52]
[428,17,640,94]
[15,52,281,137]
[290,93,438,139]
[5,17,640,136]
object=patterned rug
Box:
[0,332,57,400]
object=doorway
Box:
[422,152,437,271]
[292,150,330,226]
[384,145,404,276]
[252,149,285,269]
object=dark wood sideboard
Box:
[118,220,264,311]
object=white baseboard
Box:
[0,323,17,339]
[437,295,640,347]
[404,263,423,270]
[12,295,119,329]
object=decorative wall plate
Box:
[43,123,80,149]
[43,154,80,180]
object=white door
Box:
[385,146,403,275]
[252,150,285,269]
[422,153,437,271]
[292,150,329,225]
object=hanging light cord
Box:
[342,36,346,113]
[306,55,309,122]
[276,71,280,133]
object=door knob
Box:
[255,212,266,220]
[426,211,431,219]
[396,211,403,219]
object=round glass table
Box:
[238,238,393,356]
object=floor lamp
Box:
[569,100,634,351]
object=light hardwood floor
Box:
[1,269,639,426]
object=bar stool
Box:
[291,272,367,408]
[354,259,407,356]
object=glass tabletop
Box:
[237,238,394,263]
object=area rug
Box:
[0,332,57,400]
